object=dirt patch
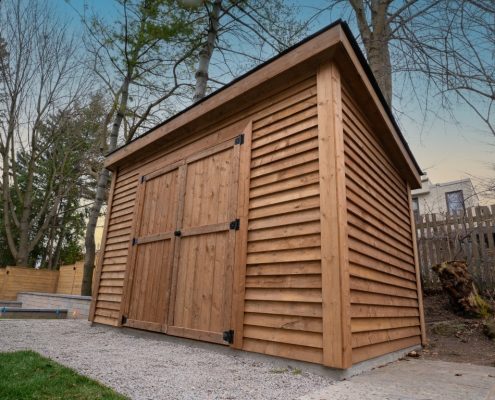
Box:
[421,293,495,366]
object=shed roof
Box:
[105,20,422,188]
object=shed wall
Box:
[91,67,423,367]
[241,75,324,364]
[341,85,422,364]
[92,169,135,325]
[92,127,244,325]
[92,74,324,343]
[92,114,247,325]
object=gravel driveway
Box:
[0,320,333,399]
[2,320,495,400]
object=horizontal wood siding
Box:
[93,74,319,329]
[93,170,138,325]
[341,85,421,364]
[242,75,324,364]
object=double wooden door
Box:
[122,138,240,344]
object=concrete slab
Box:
[300,358,495,400]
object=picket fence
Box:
[415,205,495,291]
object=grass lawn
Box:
[0,350,128,399]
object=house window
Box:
[446,190,465,214]
[412,197,420,221]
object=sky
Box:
[53,0,494,199]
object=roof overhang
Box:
[105,21,422,189]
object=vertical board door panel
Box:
[127,240,173,331]
[181,146,233,229]
[139,168,179,236]
[168,141,240,345]
[124,164,182,332]
[172,232,228,332]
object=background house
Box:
[411,174,479,219]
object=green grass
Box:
[0,351,128,400]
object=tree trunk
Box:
[16,201,32,266]
[366,35,392,105]
[52,206,68,270]
[81,168,110,295]
[81,76,131,296]
[193,0,222,102]
[45,223,56,269]
[348,0,393,105]
[52,224,65,270]
[432,260,492,317]
[15,239,29,266]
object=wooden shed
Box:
[89,21,426,369]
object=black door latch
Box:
[223,330,234,344]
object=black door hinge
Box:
[229,219,240,230]
[121,315,127,324]
[234,134,244,145]
[132,238,138,245]
[223,330,234,344]
[174,230,182,237]
[141,176,146,183]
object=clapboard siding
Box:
[91,22,425,369]
[342,85,421,364]
[93,75,319,329]
[243,75,323,364]
[93,171,138,325]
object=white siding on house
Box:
[411,175,479,216]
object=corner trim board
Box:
[317,61,352,368]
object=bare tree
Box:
[193,0,222,102]
[433,0,494,134]
[0,0,90,266]
[80,0,197,295]
[191,0,308,101]
[317,0,493,134]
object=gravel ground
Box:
[0,320,334,400]
[3,320,494,399]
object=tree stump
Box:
[432,261,492,318]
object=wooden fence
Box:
[0,266,59,300]
[56,262,85,295]
[415,205,495,291]
[0,256,99,300]
[0,269,5,295]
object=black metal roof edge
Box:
[107,19,423,177]
[338,22,422,175]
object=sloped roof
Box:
[105,20,421,187]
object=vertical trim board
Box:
[232,121,253,349]
[317,61,352,369]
